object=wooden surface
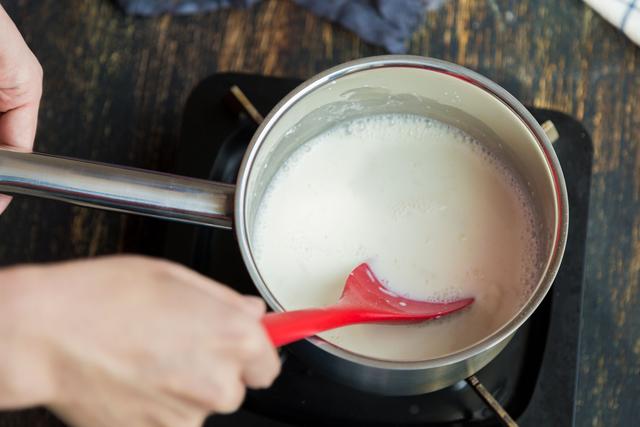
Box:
[0,0,638,425]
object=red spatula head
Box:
[263,263,474,347]
[339,263,474,321]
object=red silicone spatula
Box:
[262,263,474,347]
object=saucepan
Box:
[0,56,568,396]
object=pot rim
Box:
[235,55,569,370]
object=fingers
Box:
[192,276,279,390]
[207,370,246,414]
[0,101,40,149]
[240,329,281,390]
[159,370,244,417]
[215,290,267,319]
[227,308,280,390]
[170,263,268,319]
[199,344,278,415]
[145,258,280,403]
[0,5,42,214]
[0,105,36,215]
[0,10,43,150]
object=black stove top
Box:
[135,73,592,426]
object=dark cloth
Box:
[114,0,447,53]
[116,0,260,16]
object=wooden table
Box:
[1,0,638,425]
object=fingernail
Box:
[243,296,266,317]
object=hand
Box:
[0,4,43,213]
[0,255,280,427]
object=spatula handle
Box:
[262,308,367,347]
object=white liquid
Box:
[253,114,541,361]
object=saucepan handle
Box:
[0,148,235,229]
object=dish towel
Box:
[114,0,447,53]
[584,0,640,45]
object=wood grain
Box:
[0,0,638,425]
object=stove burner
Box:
[225,84,518,423]
[145,73,592,426]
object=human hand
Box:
[0,255,280,427]
[0,4,43,213]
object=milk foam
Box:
[253,114,542,361]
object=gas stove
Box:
[133,73,592,426]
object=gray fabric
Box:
[115,0,447,53]
[117,0,260,16]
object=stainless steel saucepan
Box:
[0,56,568,396]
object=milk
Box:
[253,114,541,361]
